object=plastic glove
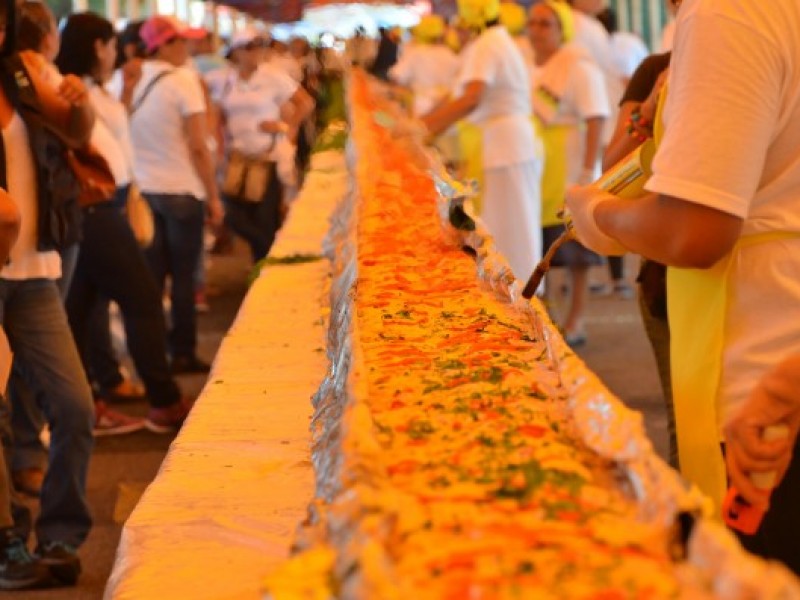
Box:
[564,184,627,256]
[724,354,800,508]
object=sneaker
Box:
[93,402,146,437]
[0,535,51,590]
[11,468,44,498]
[170,355,211,375]
[145,398,194,434]
[35,541,80,586]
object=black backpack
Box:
[0,54,82,251]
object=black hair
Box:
[55,12,114,79]
[115,19,144,67]
[0,0,14,57]
[17,0,53,53]
[596,7,617,35]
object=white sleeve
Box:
[646,10,782,218]
[571,61,610,120]
[456,37,497,88]
[175,68,207,117]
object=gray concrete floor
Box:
[13,252,668,599]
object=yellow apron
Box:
[654,82,800,510]
[534,117,572,228]
[667,232,800,511]
[456,121,484,215]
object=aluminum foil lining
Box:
[266,76,800,600]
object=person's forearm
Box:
[189,143,219,203]
[594,192,743,268]
[121,84,135,112]
[423,96,477,136]
[582,116,605,171]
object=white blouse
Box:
[89,81,135,188]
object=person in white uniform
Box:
[566,0,800,572]
[388,15,460,118]
[422,0,543,282]
[529,0,609,347]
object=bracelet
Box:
[626,104,653,141]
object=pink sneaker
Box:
[94,402,146,437]
[145,398,194,434]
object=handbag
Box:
[221,150,274,203]
[125,184,154,248]
[65,144,116,207]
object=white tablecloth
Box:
[104,152,346,600]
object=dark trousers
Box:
[223,163,282,263]
[86,187,129,393]
[66,203,180,408]
[142,193,204,359]
[736,438,800,575]
[608,256,625,281]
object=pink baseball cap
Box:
[140,15,206,53]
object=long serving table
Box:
[104,72,800,598]
[103,149,348,599]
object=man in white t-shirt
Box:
[131,15,224,374]
[566,0,800,572]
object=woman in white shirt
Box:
[528,1,608,346]
[422,0,543,283]
[56,12,192,434]
[217,29,313,262]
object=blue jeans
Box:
[142,193,204,359]
[1,279,94,546]
[11,241,81,474]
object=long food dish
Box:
[264,72,800,600]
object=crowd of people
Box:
[0,0,797,591]
[0,0,321,588]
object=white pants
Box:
[481,160,543,282]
